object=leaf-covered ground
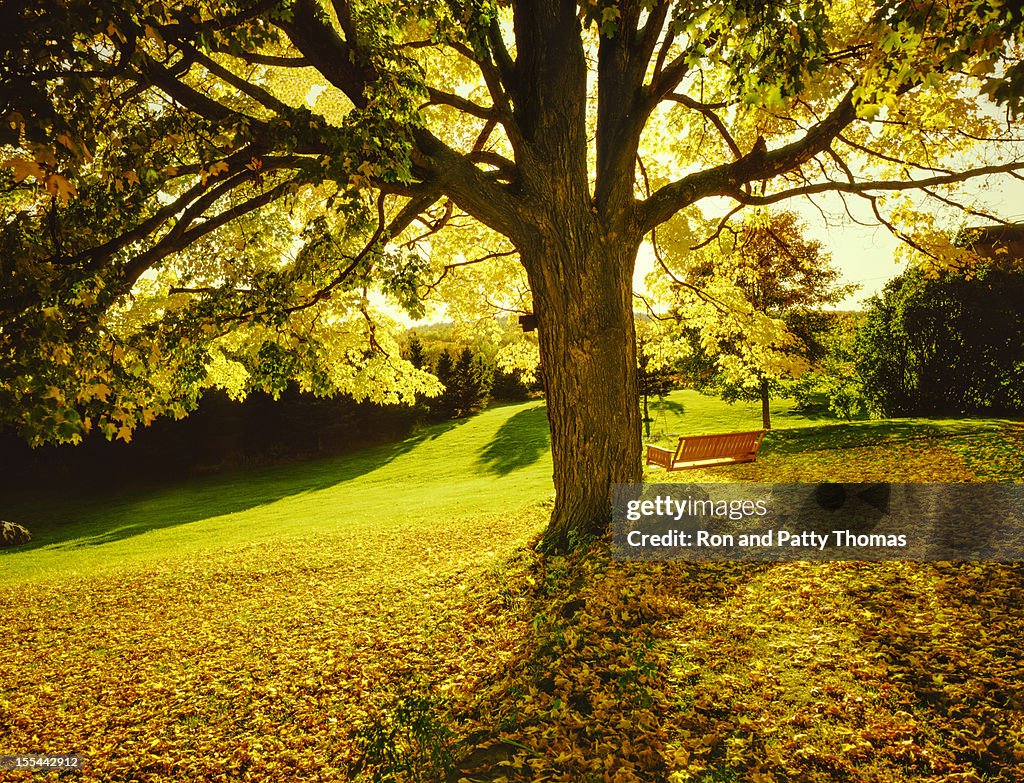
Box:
[1,506,547,781]
[2,395,1022,782]
[460,552,1024,782]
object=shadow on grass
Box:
[773,406,852,423]
[654,399,687,416]
[1,417,470,552]
[761,418,1009,458]
[445,554,777,779]
[476,405,550,475]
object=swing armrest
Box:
[646,443,677,470]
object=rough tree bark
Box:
[472,0,647,549]
[523,229,643,550]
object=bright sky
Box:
[631,171,1024,312]
[804,174,1024,309]
[787,193,907,310]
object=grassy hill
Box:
[0,401,554,584]
[1,393,1022,782]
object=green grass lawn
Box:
[644,388,829,439]
[646,390,1024,484]
[0,401,554,584]
[1,393,1022,782]
[7,389,1018,585]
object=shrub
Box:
[855,266,1024,416]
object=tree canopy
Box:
[661,210,855,429]
[3,0,1024,544]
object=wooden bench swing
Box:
[645,430,767,472]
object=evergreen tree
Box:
[406,336,428,370]
[431,349,459,420]
[471,354,494,413]
[492,368,530,402]
[452,347,493,417]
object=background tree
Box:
[856,264,1024,416]
[667,211,856,429]
[452,346,493,417]
[431,349,458,420]
[791,312,869,421]
[3,0,1024,547]
[490,367,532,402]
[406,336,428,371]
[636,321,679,439]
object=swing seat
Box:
[646,430,767,471]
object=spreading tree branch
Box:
[723,161,1024,206]
[637,89,859,232]
[667,93,742,159]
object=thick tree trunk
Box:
[760,380,772,430]
[523,230,642,551]
[453,0,643,551]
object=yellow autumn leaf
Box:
[44,172,77,204]
[2,155,44,182]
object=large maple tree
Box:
[2,0,1023,547]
